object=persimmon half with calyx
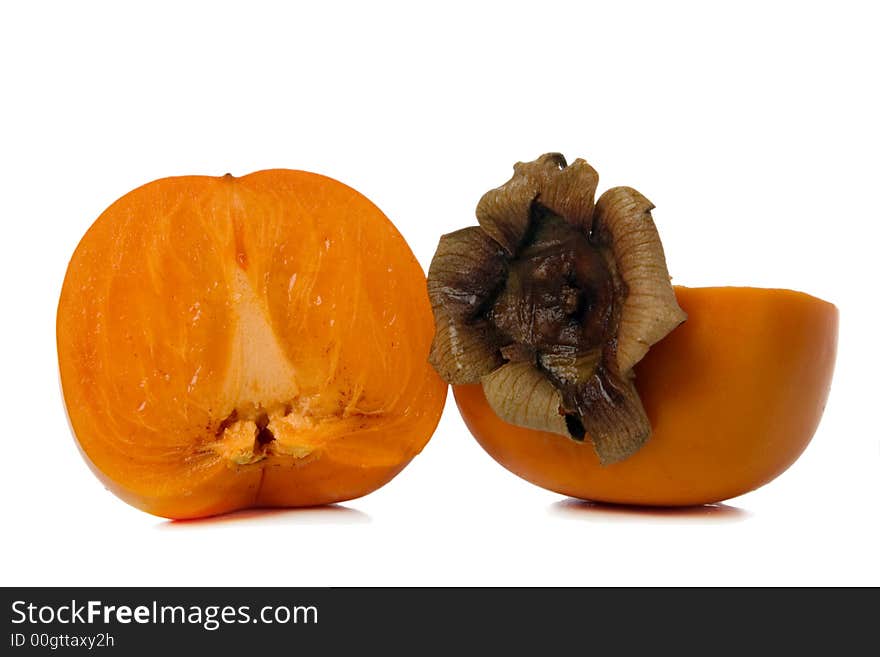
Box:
[57,170,446,519]
[428,153,837,506]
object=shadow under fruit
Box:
[57,170,447,519]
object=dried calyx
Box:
[427,153,686,464]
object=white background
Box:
[2,1,877,586]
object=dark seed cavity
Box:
[254,411,275,448]
[215,409,239,437]
[255,425,275,447]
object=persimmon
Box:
[57,170,446,519]
[454,287,838,505]
[428,153,837,505]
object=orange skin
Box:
[454,286,838,506]
[58,170,446,519]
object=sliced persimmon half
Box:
[57,170,447,519]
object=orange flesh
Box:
[454,286,838,506]
[58,170,446,519]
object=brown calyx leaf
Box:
[537,349,649,463]
[476,172,538,256]
[574,368,651,465]
[513,152,570,181]
[481,362,569,437]
[474,154,566,256]
[536,159,600,232]
[593,187,687,373]
[427,227,507,384]
[538,350,602,390]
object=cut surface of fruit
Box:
[57,170,446,518]
[454,286,838,506]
